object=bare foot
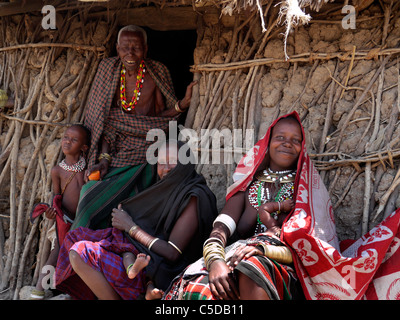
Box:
[145,282,164,300]
[127,253,150,279]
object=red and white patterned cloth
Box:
[286,152,400,300]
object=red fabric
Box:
[30,203,49,221]
[52,195,72,246]
[227,111,400,300]
[340,239,357,252]
[30,195,71,246]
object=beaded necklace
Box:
[249,168,296,208]
[256,168,296,183]
[249,181,294,214]
[120,60,146,112]
[59,156,86,173]
[248,169,295,234]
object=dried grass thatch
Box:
[194,0,334,59]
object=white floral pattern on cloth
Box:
[364,225,393,245]
[242,145,260,167]
[317,239,350,267]
[231,145,261,186]
[368,270,400,299]
[284,209,307,233]
[386,278,400,300]
[292,238,318,266]
[353,249,378,273]
[296,184,308,204]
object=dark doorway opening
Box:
[144,28,197,101]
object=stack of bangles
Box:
[129,225,159,250]
[203,213,237,270]
[98,152,112,163]
[128,225,139,238]
[203,237,225,271]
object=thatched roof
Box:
[0,0,374,59]
[0,0,334,17]
[198,0,335,59]
[0,0,335,44]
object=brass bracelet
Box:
[203,240,226,271]
[174,100,184,113]
[148,238,159,251]
[98,152,112,163]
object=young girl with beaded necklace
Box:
[30,124,90,299]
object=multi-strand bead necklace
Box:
[248,168,296,233]
[59,156,86,172]
[120,60,146,112]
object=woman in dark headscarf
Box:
[55,140,218,299]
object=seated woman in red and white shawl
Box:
[165,112,304,300]
[165,111,400,300]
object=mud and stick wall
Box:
[0,11,116,298]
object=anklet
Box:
[126,263,134,275]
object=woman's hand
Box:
[265,227,281,237]
[227,244,263,269]
[44,207,56,220]
[208,259,239,300]
[85,159,109,182]
[111,204,135,232]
